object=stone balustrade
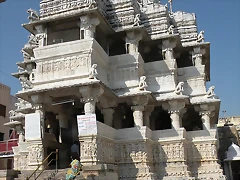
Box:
[78,122,222,179]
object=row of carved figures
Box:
[138,75,215,98]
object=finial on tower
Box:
[168,0,173,13]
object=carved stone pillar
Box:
[125,31,142,54]
[99,97,117,127]
[163,100,185,130]
[34,25,47,46]
[144,105,154,128]
[131,96,148,127]
[162,39,177,60]
[198,104,215,130]
[132,105,145,127]
[78,15,100,39]
[31,95,45,138]
[101,108,115,127]
[192,47,206,66]
[15,124,25,143]
[79,86,104,115]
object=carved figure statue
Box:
[27,9,40,22]
[167,25,175,34]
[9,110,16,117]
[133,14,141,27]
[84,0,96,8]
[20,49,31,60]
[19,76,33,90]
[206,86,215,98]
[28,34,39,46]
[197,30,205,43]
[138,76,148,91]
[89,64,98,79]
[174,82,184,95]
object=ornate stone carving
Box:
[19,76,33,90]
[206,86,215,98]
[27,9,40,22]
[197,30,205,43]
[163,100,186,129]
[28,34,39,46]
[133,14,141,27]
[174,82,184,95]
[79,86,104,114]
[88,64,98,79]
[167,25,175,34]
[9,110,16,117]
[28,144,44,164]
[20,49,31,61]
[138,76,148,91]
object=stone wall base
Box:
[82,164,118,180]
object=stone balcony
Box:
[33,38,110,86]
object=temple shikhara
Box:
[6,0,226,179]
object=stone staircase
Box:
[14,169,85,180]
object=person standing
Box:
[71,141,80,161]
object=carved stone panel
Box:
[35,55,89,82]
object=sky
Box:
[0,0,239,117]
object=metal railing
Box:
[26,149,58,180]
[0,139,18,153]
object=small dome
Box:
[225,142,240,161]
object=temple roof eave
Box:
[12,71,29,78]
[16,60,36,69]
[22,8,114,35]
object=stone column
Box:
[31,95,45,138]
[125,30,142,54]
[79,86,104,115]
[131,96,148,127]
[192,47,206,66]
[162,39,177,60]
[15,124,25,143]
[101,108,115,127]
[132,105,145,127]
[144,105,154,128]
[163,100,185,130]
[199,104,215,130]
[78,15,100,39]
[34,25,47,46]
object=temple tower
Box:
[6,0,225,179]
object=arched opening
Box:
[113,103,134,129]
[152,106,172,130]
[182,106,203,131]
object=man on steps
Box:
[71,141,80,161]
